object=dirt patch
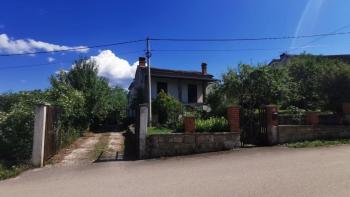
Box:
[47,133,96,165]
[51,133,103,167]
[48,132,125,167]
[96,132,125,162]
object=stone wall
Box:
[146,132,240,158]
[276,125,350,144]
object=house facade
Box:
[128,57,216,116]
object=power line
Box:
[1,30,350,57]
[0,61,68,70]
[288,24,350,53]
[151,45,322,54]
[150,31,350,42]
[0,50,145,71]
[0,39,145,57]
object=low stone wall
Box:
[276,125,350,144]
[146,132,240,158]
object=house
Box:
[269,53,350,65]
[128,57,216,117]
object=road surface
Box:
[2,145,350,197]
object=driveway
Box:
[2,145,350,197]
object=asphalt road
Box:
[2,145,350,197]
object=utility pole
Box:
[146,37,152,125]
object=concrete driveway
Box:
[2,145,350,197]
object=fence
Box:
[267,103,350,145]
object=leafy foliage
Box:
[0,91,48,163]
[152,91,183,129]
[208,54,350,113]
[0,58,129,170]
[195,117,229,133]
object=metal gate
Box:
[240,106,268,146]
[44,106,60,162]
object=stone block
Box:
[184,135,195,144]
[197,135,214,144]
[223,141,235,149]
[173,136,184,143]
[214,135,226,143]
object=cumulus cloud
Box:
[89,50,138,88]
[48,57,55,62]
[0,33,89,54]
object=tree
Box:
[281,54,350,111]
[217,64,289,109]
[107,87,128,123]
[50,58,112,126]
[152,91,183,128]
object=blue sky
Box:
[1,0,350,92]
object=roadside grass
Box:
[147,127,173,135]
[0,162,32,181]
[287,139,350,148]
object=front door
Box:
[188,84,197,103]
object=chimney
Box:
[139,57,146,67]
[201,63,207,75]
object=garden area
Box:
[0,58,128,180]
[147,54,350,135]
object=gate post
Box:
[136,104,148,159]
[227,105,240,132]
[32,104,47,167]
[265,105,279,145]
[343,103,350,124]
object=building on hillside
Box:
[269,53,350,65]
[128,57,217,118]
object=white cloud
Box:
[48,57,55,62]
[89,50,138,88]
[0,33,89,54]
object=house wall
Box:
[151,78,179,100]
[151,77,204,103]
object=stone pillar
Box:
[227,106,240,132]
[32,105,47,167]
[184,116,196,133]
[137,104,148,159]
[343,103,350,124]
[265,105,279,145]
[305,111,320,126]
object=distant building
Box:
[269,53,350,65]
[128,57,216,117]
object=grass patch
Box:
[0,162,32,181]
[287,139,350,148]
[147,127,173,135]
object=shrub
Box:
[152,91,183,129]
[195,117,229,133]
[0,91,48,163]
[0,104,34,163]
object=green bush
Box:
[0,91,48,163]
[195,117,229,133]
[152,91,183,129]
[0,105,34,163]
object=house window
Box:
[157,82,168,94]
[188,84,197,103]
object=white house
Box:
[128,57,216,117]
